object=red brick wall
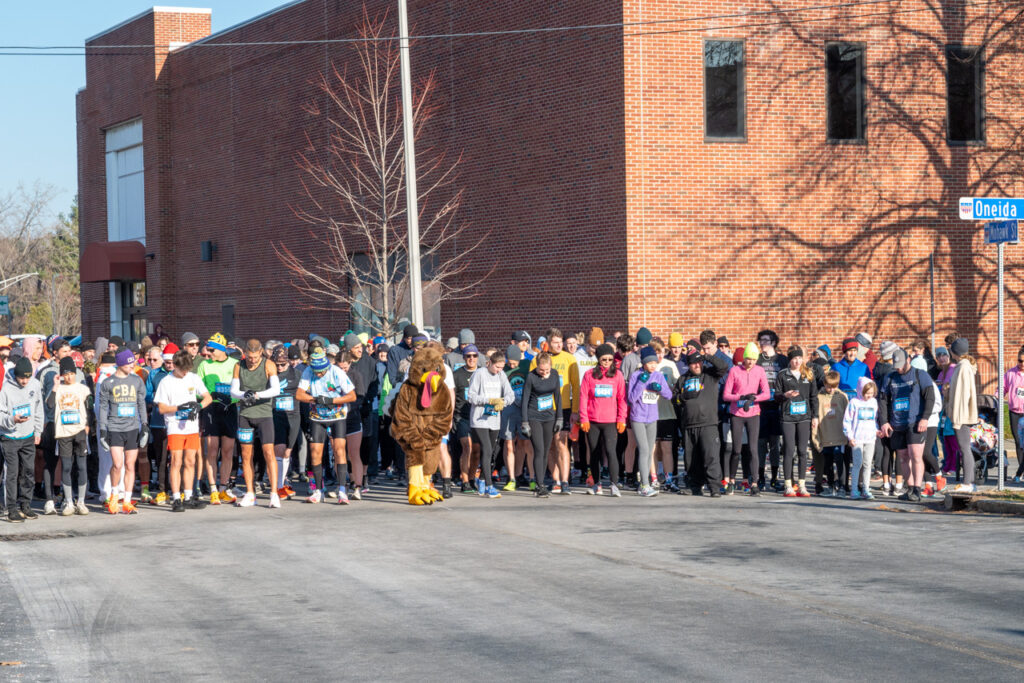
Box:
[622,1,1024,388]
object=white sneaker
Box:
[60,501,75,516]
[610,484,621,498]
[338,488,349,505]
[236,492,256,507]
[306,489,322,504]
[75,501,89,515]
[43,500,57,515]
[326,488,338,499]
[268,493,281,509]
[953,483,977,493]
[350,486,361,501]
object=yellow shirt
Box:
[530,351,580,414]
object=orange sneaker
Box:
[120,500,138,514]
[105,497,121,515]
[283,485,296,498]
[218,488,237,504]
[277,487,293,500]
[209,491,221,505]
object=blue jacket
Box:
[145,366,170,428]
[832,358,871,398]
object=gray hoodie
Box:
[0,370,44,440]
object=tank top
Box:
[239,359,272,419]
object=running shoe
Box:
[105,497,121,515]
[186,496,207,510]
[562,482,572,495]
[639,484,656,497]
[610,484,621,498]
[749,485,760,497]
[60,501,74,516]
[283,485,296,498]
[442,480,454,499]
[783,486,797,498]
[327,488,338,499]
[724,482,735,496]
[153,491,168,506]
[6,508,25,523]
[75,501,89,515]
[897,489,911,501]
[43,500,56,515]
[277,487,293,500]
[536,486,550,498]
[921,483,935,498]
[236,492,256,507]
[269,493,281,509]
[864,490,875,500]
[460,481,474,494]
[219,489,237,504]
[850,490,863,500]
[338,488,350,505]
[484,486,501,499]
[881,483,892,497]
[797,486,811,498]
[350,486,361,501]
[528,481,537,491]
[502,481,516,492]
[171,498,185,513]
[551,483,563,495]
[587,485,602,495]
[120,500,138,514]
[140,487,153,504]
[934,476,947,493]
[306,489,322,504]
[665,479,680,493]
[952,483,976,494]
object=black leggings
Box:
[587,423,619,485]
[473,427,500,487]
[528,419,555,486]
[730,415,760,482]
[782,420,810,482]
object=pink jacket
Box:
[579,368,627,424]
[722,364,771,418]
[1005,366,1024,414]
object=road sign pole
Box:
[998,241,1005,490]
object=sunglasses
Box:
[148,357,162,363]
[464,354,478,358]
[186,342,199,347]
[599,357,614,363]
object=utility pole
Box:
[398,0,424,330]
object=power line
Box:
[0,0,938,52]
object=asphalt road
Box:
[2,483,1023,681]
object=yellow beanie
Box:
[743,342,759,360]
[668,332,685,348]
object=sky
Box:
[0,1,289,220]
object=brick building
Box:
[78,1,1023,380]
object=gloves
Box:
[616,422,626,434]
[177,401,200,420]
[554,419,564,432]
[315,395,335,407]
[139,425,150,449]
[580,421,591,433]
[639,372,650,383]
[520,422,532,438]
[741,393,756,402]
[99,430,110,450]
[648,382,662,392]
[488,398,505,412]
[241,390,257,407]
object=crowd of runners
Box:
[1,323,1019,522]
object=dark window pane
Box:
[827,44,864,140]
[947,46,982,142]
[705,41,745,138]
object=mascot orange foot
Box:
[407,465,444,505]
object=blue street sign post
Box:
[962,200,1022,490]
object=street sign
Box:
[959,197,1024,220]
[0,295,8,316]
[984,219,1018,244]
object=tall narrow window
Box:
[826,43,865,141]
[946,46,983,143]
[704,40,745,139]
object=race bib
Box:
[513,385,523,401]
[788,400,807,416]
[537,394,554,411]
[482,404,498,417]
[684,377,701,393]
[315,404,343,420]
[595,384,613,399]
[641,390,660,405]
[1015,386,1024,400]
[60,410,80,425]
[237,428,254,444]
[274,396,295,411]
[215,382,231,395]
[893,397,910,414]
[463,387,470,401]
[857,407,876,421]
[12,404,30,419]
[116,404,137,418]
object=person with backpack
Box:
[878,348,937,502]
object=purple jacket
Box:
[627,370,673,423]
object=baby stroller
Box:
[970,395,1002,484]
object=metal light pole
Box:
[398,0,424,330]
[997,241,1005,490]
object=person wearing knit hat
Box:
[51,355,93,515]
[627,345,673,497]
[832,337,871,400]
[877,345,939,501]
[775,345,818,497]
[386,325,418,385]
[879,340,898,360]
[855,331,878,373]
[579,341,627,497]
[296,344,356,504]
[444,338,464,371]
[676,347,730,496]
[723,343,771,495]
[458,328,475,347]
[1,356,44,522]
[96,343,148,514]
[195,331,240,505]
[945,338,978,493]
[753,329,787,491]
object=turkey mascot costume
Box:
[390,346,453,505]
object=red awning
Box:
[80,240,147,282]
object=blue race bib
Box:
[893,397,909,415]
[60,410,80,425]
[595,384,613,399]
[116,404,137,418]
[789,400,807,416]
[274,396,295,411]
[215,382,231,395]
[857,407,876,421]
[537,394,554,411]
[237,428,254,443]
[684,377,701,393]
[13,404,30,419]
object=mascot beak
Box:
[420,371,441,408]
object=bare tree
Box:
[276,8,490,337]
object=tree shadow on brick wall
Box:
[720,1,1024,376]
